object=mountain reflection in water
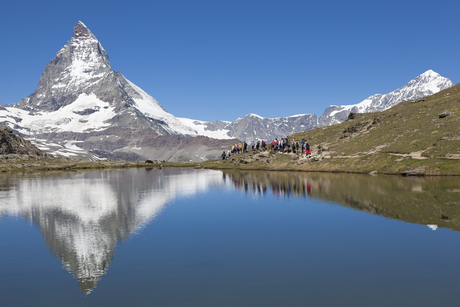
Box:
[1,168,459,298]
[223,170,460,231]
[0,168,225,294]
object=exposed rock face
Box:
[318,70,454,126]
[16,21,112,112]
[0,125,48,156]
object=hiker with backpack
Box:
[305,143,311,157]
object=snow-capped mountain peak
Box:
[318,70,454,126]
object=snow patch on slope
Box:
[1,93,115,135]
[177,117,232,139]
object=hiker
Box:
[305,143,311,157]
[243,141,248,153]
[256,140,260,151]
[221,151,226,160]
[296,141,300,154]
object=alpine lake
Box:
[1,167,460,306]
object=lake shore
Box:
[2,149,460,176]
[0,154,199,172]
[200,150,460,176]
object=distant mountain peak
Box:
[318,69,454,126]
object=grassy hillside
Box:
[204,83,460,175]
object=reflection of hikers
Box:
[221,151,226,160]
[306,181,312,195]
[305,143,311,157]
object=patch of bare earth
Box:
[445,154,460,159]
[391,150,429,160]
[333,144,389,159]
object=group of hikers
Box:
[222,138,312,160]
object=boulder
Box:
[438,111,452,118]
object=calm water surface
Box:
[1,168,460,306]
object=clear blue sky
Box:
[1,0,459,121]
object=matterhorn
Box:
[3,21,235,161]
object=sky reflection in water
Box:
[0,168,460,306]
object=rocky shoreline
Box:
[0,154,199,172]
[200,149,460,176]
[0,150,458,176]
